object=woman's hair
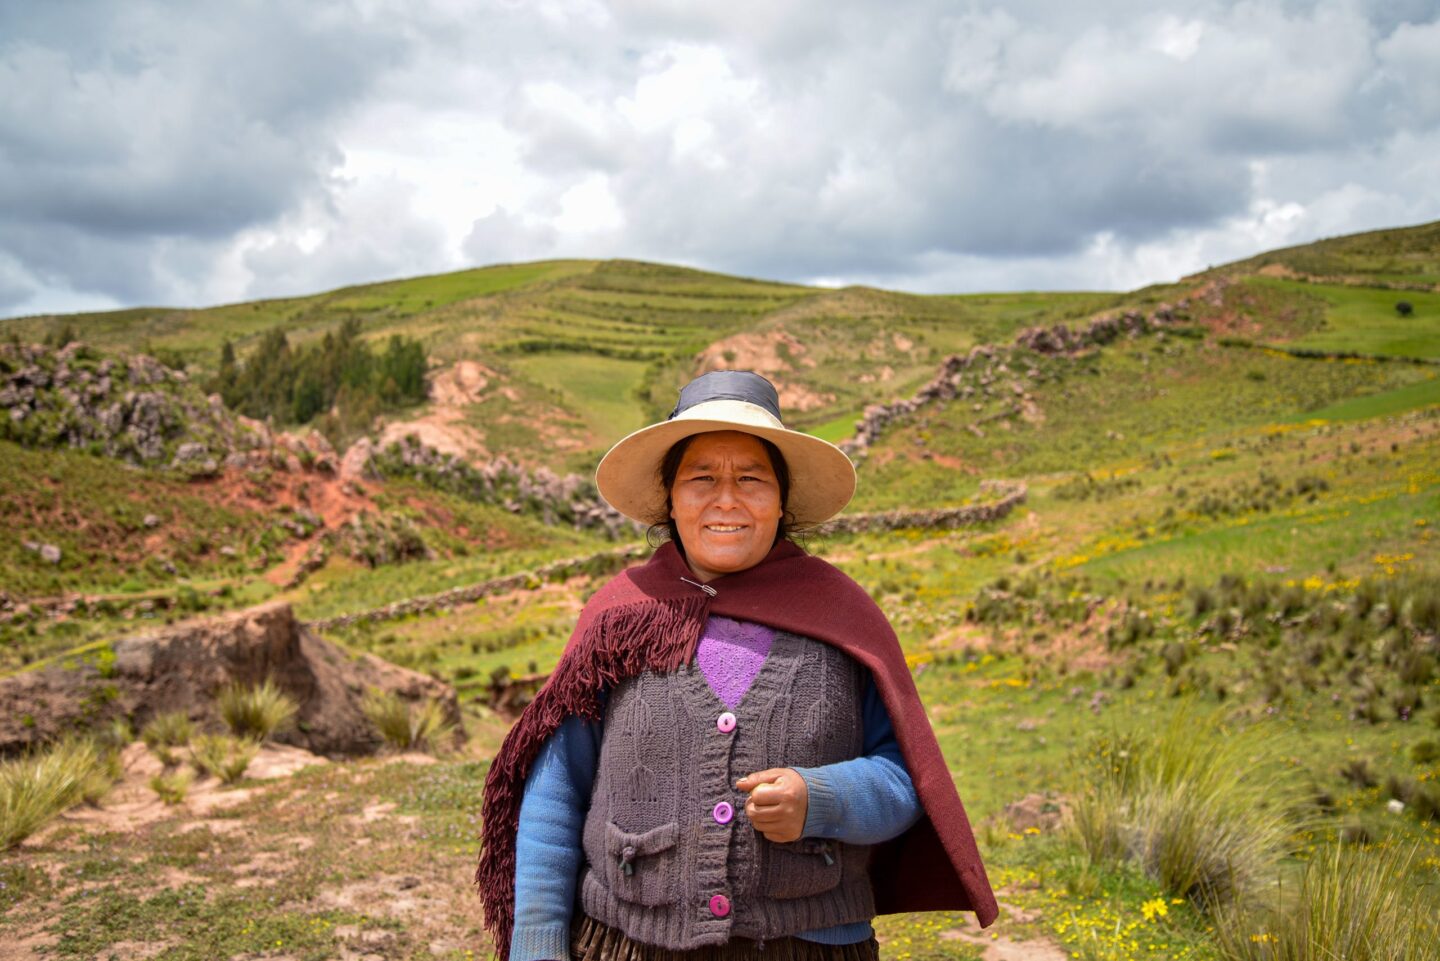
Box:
[647,433,795,552]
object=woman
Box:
[477,371,996,961]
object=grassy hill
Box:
[2,222,1438,960]
[5,259,1136,471]
[1210,219,1440,287]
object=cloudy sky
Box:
[2,0,1438,318]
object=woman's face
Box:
[669,431,784,583]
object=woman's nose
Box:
[712,477,740,505]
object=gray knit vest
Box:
[578,631,875,949]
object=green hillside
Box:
[1211,218,1440,287]
[5,260,1135,471]
[2,222,1439,961]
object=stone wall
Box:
[310,544,651,632]
[817,482,1026,534]
[312,485,1027,632]
[840,300,1191,458]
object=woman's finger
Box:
[748,782,789,807]
[736,768,790,792]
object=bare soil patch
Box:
[378,360,496,462]
[31,741,329,842]
[694,328,834,412]
[0,928,60,961]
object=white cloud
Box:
[1377,17,1440,122]
[554,174,626,235]
[2,0,1439,317]
[1150,16,1204,61]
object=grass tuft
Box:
[189,734,259,785]
[361,690,455,753]
[0,737,113,849]
[149,769,193,805]
[217,678,298,741]
[1213,841,1440,961]
[140,711,193,766]
[1070,705,1296,905]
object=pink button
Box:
[716,712,737,733]
[713,801,734,825]
[709,894,731,918]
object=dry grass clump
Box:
[362,690,455,753]
[217,678,297,741]
[189,734,259,785]
[1070,705,1295,905]
[141,711,194,765]
[149,769,194,805]
[1,737,116,849]
[1213,841,1440,961]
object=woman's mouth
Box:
[704,524,746,533]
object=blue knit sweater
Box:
[512,671,921,961]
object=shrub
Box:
[217,679,297,741]
[361,690,455,753]
[1069,706,1295,905]
[189,734,258,785]
[1213,841,1439,961]
[149,770,193,805]
[1,737,111,849]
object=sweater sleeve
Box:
[511,714,602,961]
[792,671,922,845]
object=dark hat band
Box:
[668,370,783,422]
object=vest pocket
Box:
[761,838,843,899]
[601,821,679,906]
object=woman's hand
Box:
[737,768,809,843]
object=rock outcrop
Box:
[0,602,461,757]
[0,341,266,467]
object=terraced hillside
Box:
[2,222,1438,961]
[6,259,1133,472]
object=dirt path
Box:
[932,902,1068,961]
[261,472,377,587]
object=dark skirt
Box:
[571,915,881,961]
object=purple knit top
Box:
[696,615,776,709]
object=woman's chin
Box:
[688,548,763,580]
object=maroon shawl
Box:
[475,540,998,958]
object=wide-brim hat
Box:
[596,370,857,527]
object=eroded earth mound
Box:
[0,602,462,756]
